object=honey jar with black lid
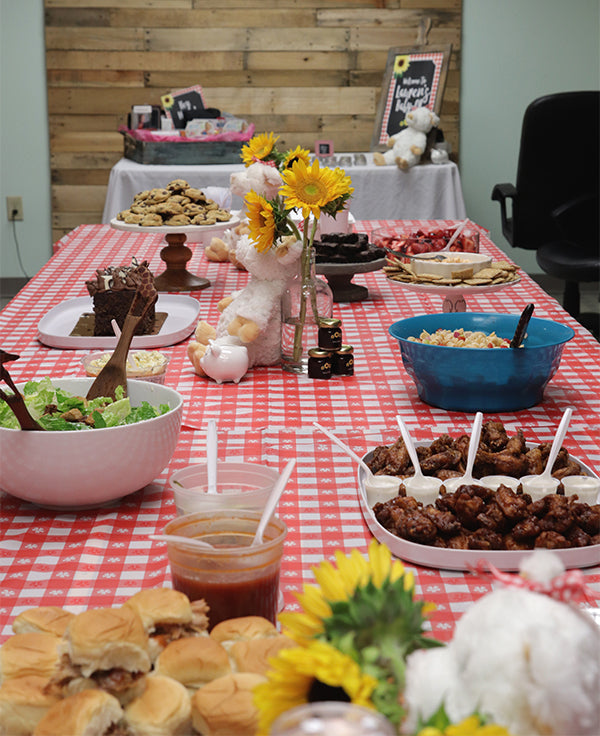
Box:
[333,344,354,376]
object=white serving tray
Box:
[110,215,241,244]
[358,449,600,572]
[37,294,200,350]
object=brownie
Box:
[85,260,156,337]
[314,231,385,263]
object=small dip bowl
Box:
[409,252,493,278]
[82,350,169,384]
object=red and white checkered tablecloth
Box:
[1,221,599,643]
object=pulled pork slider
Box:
[32,689,124,736]
[191,672,266,736]
[123,588,209,660]
[124,675,192,736]
[12,607,75,638]
[48,607,151,703]
[153,636,230,692]
[0,675,61,736]
[209,616,278,650]
[0,632,61,683]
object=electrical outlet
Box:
[7,196,23,221]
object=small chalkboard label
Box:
[161,85,206,129]
[371,45,451,150]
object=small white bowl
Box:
[561,475,600,504]
[410,252,493,278]
[82,350,169,384]
[169,461,280,516]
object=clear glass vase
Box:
[281,246,333,373]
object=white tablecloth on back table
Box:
[102,154,466,223]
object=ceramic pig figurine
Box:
[198,339,249,384]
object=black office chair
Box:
[491,91,599,336]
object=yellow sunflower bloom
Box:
[394,55,410,76]
[280,159,342,219]
[417,715,514,736]
[241,131,279,166]
[244,191,275,253]
[253,640,378,736]
[282,145,312,169]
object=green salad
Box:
[0,378,171,431]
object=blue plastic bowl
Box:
[388,312,575,412]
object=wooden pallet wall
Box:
[45,0,462,241]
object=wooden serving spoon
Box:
[86,287,158,402]
[0,350,45,430]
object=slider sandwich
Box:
[124,675,192,736]
[0,633,61,683]
[123,588,209,661]
[32,689,124,736]
[191,672,266,736]
[47,607,151,704]
[0,675,61,736]
[12,606,75,638]
[154,636,230,692]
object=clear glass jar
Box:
[281,246,333,373]
[270,702,396,735]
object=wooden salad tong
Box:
[86,280,158,402]
[0,350,45,430]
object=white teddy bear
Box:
[188,234,303,379]
[373,106,439,170]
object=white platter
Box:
[110,214,241,244]
[358,449,600,571]
[37,295,200,350]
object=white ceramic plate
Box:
[358,449,600,571]
[37,294,200,350]
[110,215,241,244]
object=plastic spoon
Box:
[510,303,534,348]
[313,422,401,506]
[149,534,215,550]
[520,407,574,501]
[442,412,484,492]
[252,459,296,546]
[395,415,442,505]
[442,218,470,251]
[206,418,218,494]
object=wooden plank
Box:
[52,184,107,212]
[146,69,351,89]
[246,51,352,72]
[349,26,461,50]
[50,131,122,153]
[48,88,163,115]
[115,8,315,28]
[45,8,111,26]
[45,50,244,71]
[45,27,145,50]
[52,169,111,186]
[50,152,122,169]
[49,114,124,132]
[47,70,144,87]
[146,28,248,52]
[46,0,192,8]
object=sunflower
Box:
[241,131,279,166]
[244,191,276,253]
[278,540,441,726]
[280,158,350,220]
[253,640,378,736]
[282,145,312,170]
[417,712,514,736]
[394,54,410,76]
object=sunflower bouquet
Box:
[253,540,443,734]
[239,132,353,368]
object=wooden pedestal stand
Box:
[153,232,210,292]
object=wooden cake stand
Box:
[110,217,240,292]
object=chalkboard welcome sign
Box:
[161,85,206,129]
[371,45,451,151]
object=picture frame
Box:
[371,45,452,151]
[315,140,334,157]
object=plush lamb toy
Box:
[373,106,439,170]
[401,550,600,736]
[205,162,283,267]
[188,234,303,378]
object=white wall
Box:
[0,1,598,278]
[0,0,51,281]
[460,0,600,272]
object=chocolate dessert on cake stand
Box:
[316,259,386,302]
[110,217,240,292]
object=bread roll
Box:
[154,636,230,690]
[0,633,60,683]
[32,689,123,736]
[0,675,60,736]
[191,672,266,736]
[124,675,192,736]
[65,607,150,678]
[12,607,75,638]
[123,589,193,632]
[231,634,297,676]
[209,616,278,647]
